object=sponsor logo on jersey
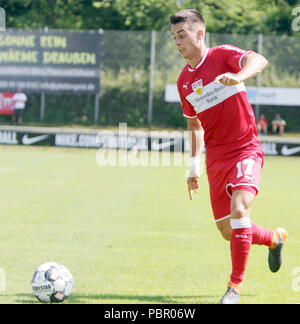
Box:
[186,81,246,114]
[192,79,203,95]
[183,82,188,90]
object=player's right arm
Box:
[187,117,204,200]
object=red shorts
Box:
[206,152,264,222]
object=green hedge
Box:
[0,89,299,132]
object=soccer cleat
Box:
[220,281,241,304]
[268,227,288,273]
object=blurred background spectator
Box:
[12,89,27,125]
[272,114,287,136]
[257,114,268,136]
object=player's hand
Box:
[187,176,199,200]
[214,73,241,86]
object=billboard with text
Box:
[0,29,101,94]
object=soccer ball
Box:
[31,262,73,303]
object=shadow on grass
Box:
[14,293,225,304]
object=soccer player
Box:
[170,9,287,304]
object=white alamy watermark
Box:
[0,268,5,294]
[95,123,189,167]
[95,123,205,172]
[292,267,300,292]
[0,7,5,31]
[292,7,300,32]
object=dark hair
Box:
[170,9,205,26]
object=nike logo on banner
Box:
[22,134,50,145]
[281,145,300,156]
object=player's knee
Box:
[231,205,248,219]
[231,190,255,221]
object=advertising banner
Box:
[246,87,300,106]
[0,30,101,94]
[0,92,14,115]
[0,127,300,157]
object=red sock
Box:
[230,218,253,285]
[251,222,273,247]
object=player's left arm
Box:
[214,52,268,86]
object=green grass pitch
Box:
[0,145,299,304]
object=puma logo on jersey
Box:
[183,82,189,90]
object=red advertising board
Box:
[0,92,14,115]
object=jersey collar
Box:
[188,48,209,72]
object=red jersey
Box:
[177,45,263,161]
[257,117,268,127]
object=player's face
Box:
[171,22,202,60]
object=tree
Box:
[2,0,299,35]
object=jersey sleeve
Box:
[218,44,255,72]
[177,82,197,119]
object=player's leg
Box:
[208,156,287,303]
[263,124,268,136]
[272,122,278,134]
[216,217,231,241]
[217,205,287,278]
[229,156,288,268]
[220,153,286,304]
[220,189,254,304]
[213,168,272,244]
[12,110,17,124]
[279,123,285,136]
[15,109,20,125]
[229,189,287,285]
[257,124,262,136]
[229,189,254,285]
[17,109,23,125]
